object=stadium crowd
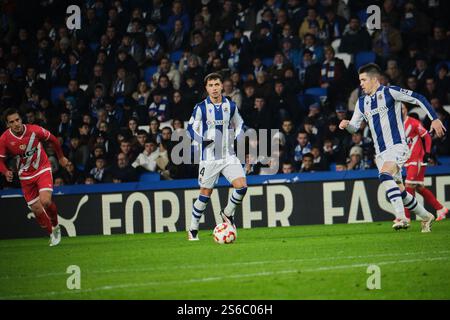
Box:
[0,0,449,188]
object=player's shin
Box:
[417,187,443,210]
[401,190,431,220]
[404,186,415,219]
[46,201,59,227]
[34,209,53,235]
[224,187,247,217]
[379,173,407,220]
[190,194,210,231]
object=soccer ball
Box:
[213,223,236,244]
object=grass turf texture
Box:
[0,220,449,300]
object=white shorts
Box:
[198,156,245,189]
[375,143,409,183]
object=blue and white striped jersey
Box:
[348,85,438,155]
[187,96,244,161]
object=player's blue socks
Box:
[190,194,210,231]
[224,187,247,217]
[401,190,430,220]
[379,173,406,220]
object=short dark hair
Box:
[358,63,382,76]
[3,108,20,124]
[204,72,223,86]
[303,153,314,160]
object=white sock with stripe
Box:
[401,190,430,220]
[190,194,210,231]
[224,187,247,217]
[379,173,406,220]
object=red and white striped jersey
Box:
[404,116,428,165]
[0,125,53,180]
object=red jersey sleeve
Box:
[417,123,428,137]
[0,134,6,158]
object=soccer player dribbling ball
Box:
[0,108,69,246]
[401,104,448,221]
[339,63,446,232]
[186,73,247,241]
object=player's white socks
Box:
[401,190,430,220]
[190,194,210,231]
[224,187,247,217]
[379,173,407,220]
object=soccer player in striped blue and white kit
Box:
[339,63,446,232]
[186,73,247,240]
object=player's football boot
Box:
[220,210,236,231]
[436,207,448,221]
[392,218,410,230]
[49,225,61,246]
[421,213,435,233]
[188,229,199,241]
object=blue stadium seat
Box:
[144,66,158,84]
[297,93,320,110]
[355,51,376,71]
[139,172,161,183]
[224,32,234,41]
[170,50,183,63]
[50,86,67,104]
[89,42,99,52]
[262,57,273,67]
[305,87,327,98]
[329,162,337,171]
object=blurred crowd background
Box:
[0,0,449,188]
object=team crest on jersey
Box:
[19,144,26,150]
[378,94,383,100]
[223,107,229,112]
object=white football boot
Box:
[392,218,410,230]
[188,229,199,241]
[49,225,61,247]
[421,213,435,233]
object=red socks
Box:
[418,187,443,210]
[404,187,415,219]
[46,202,59,227]
[35,210,53,235]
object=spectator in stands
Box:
[251,22,277,59]
[111,67,136,101]
[132,139,159,173]
[281,39,300,70]
[148,117,162,144]
[227,39,252,75]
[223,78,242,109]
[299,153,315,173]
[323,7,347,41]
[89,156,108,183]
[301,33,324,64]
[167,20,188,53]
[294,131,312,165]
[346,146,369,171]
[247,96,273,130]
[152,57,181,90]
[339,16,372,54]
[372,18,403,60]
[60,160,82,185]
[108,153,138,183]
[148,89,168,122]
[282,161,296,174]
[422,77,448,105]
[385,59,405,87]
[299,7,325,40]
[298,49,320,88]
[142,35,165,68]
[428,23,450,64]
[435,63,450,100]
[67,134,90,170]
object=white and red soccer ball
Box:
[213,223,236,244]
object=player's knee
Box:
[378,172,393,182]
[235,186,247,196]
[40,198,52,209]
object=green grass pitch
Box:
[1,220,449,300]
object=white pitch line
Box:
[1,249,449,280]
[1,256,449,300]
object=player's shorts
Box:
[375,144,409,183]
[19,168,54,206]
[198,155,245,189]
[405,163,426,185]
